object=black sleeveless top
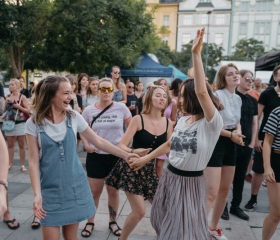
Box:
[132,114,168,151]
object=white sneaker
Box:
[209,228,228,240]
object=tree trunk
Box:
[8,46,23,77]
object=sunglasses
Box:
[113,71,120,74]
[99,87,114,93]
[244,77,254,82]
[127,86,134,89]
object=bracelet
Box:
[130,149,133,153]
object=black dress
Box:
[105,115,168,200]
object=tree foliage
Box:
[223,38,265,61]
[1,0,159,76]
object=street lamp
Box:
[195,4,213,76]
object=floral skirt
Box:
[105,158,158,200]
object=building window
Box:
[182,34,191,45]
[216,14,225,25]
[163,15,170,26]
[255,0,273,12]
[215,33,224,45]
[239,22,247,35]
[162,36,169,44]
[200,14,208,25]
[239,1,249,12]
[254,21,271,47]
[183,15,192,25]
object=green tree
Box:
[223,38,265,61]
[1,0,159,76]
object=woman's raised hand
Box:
[192,28,205,54]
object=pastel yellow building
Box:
[146,0,179,50]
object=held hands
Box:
[84,145,100,153]
[192,28,205,54]
[129,156,149,171]
[124,153,140,164]
[231,132,245,146]
[264,166,275,183]
[132,148,152,157]
[33,195,47,220]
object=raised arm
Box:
[192,28,215,122]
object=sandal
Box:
[21,165,27,172]
[31,216,41,230]
[109,221,122,237]
[81,222,94,238]
[4,218,20,230]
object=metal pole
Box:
[205,11,211,76]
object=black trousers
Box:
[231,144,253,207]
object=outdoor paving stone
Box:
[8,193,33,209]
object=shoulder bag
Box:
[90,102,113,128]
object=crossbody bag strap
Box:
[90,102,113,128]
[14,94,23,121]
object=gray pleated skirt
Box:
[4,122,26,136]
[150,165,211,240]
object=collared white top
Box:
[214,88,242,129]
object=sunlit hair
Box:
[10,78,21,88]
[239,69,253,78]
[86,77,99,97]
[65,75,78,94]
[178,79,223,115]
[98,77,114,90]
[155,78,171,105]
[110,66,121,89]
[273,65,280,76]
[170,78,183,97]
[77,73,89,93]
[216,63,239,90]
[142,85,167,117]
[32,76,73,125]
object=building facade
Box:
[146,0,181,50]
[230,0,280,54]
[177,0,232,54]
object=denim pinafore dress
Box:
[38,114,95,226]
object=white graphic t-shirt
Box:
[82,102,131,154]
[168,109,223,171]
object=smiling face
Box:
[240,71,254,92]
[52,81,73,111]
[80,76,89,88]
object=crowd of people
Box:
[0,28,280,240]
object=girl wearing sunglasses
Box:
[106,84,173,240]
[81,78,132,238]
[110,66,127,104]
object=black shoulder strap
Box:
[166,117,169,132]
[139,114,144,130]
[90,102,113,128]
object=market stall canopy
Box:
[255,51,280,71]
[168,64,188,80]
[105,52,173,77]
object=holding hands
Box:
[129,156,149,171]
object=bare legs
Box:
[42,223,79,240]
[155,159,164,178]
[6,136,26,169]
[82,178,121,237]
[251,172,263,195]
[262,182,280,240]
[120,193,151,240]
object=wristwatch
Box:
[0,180,8,191]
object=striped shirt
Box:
[263,106,280,151]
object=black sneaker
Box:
[230,206,249,220]
[221,204,229,220]
[244,200,257,212]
